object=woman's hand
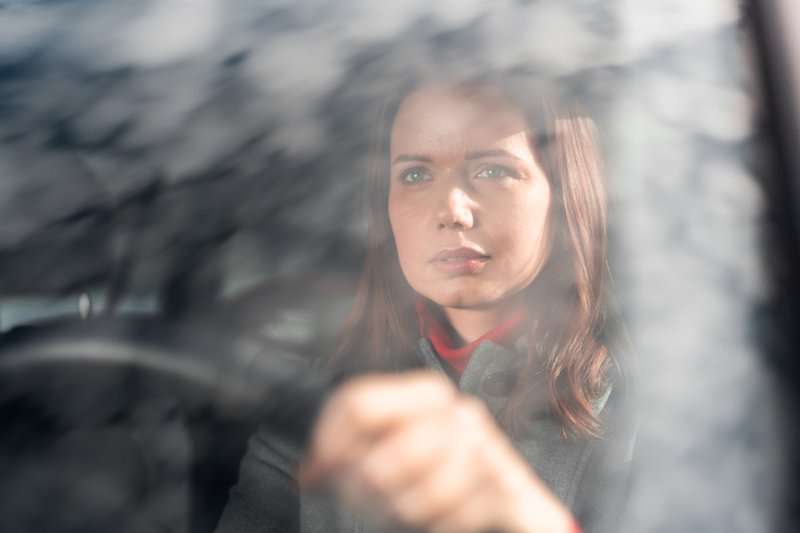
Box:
[300,372,578,533]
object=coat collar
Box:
[416,337,613,420]
[416,337,616,509]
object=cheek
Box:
[388,195,421,262]
[494,195,552,266]
[388,204,427,292]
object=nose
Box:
[435,187,475,230]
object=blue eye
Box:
[398,167,431,184]
[475,164,515,179]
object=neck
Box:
[441,298,525,345]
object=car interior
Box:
[1,0,799,531]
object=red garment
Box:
[415,298,527,374]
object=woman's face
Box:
[388,84,553,312]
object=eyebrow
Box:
[464,149,520,161]
[392,154,433,165]
[392,149,520,165]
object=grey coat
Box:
[216,339,635,533]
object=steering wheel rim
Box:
[0,316,337,532]
[0,317,334,444]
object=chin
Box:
[425,288,495,310]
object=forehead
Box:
[390,84,531,154]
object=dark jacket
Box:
[216,338,635,533]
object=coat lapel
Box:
[416,337,612,511]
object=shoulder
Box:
[215,426,304,533]
[571,384,638,532]
[510,363,637,532]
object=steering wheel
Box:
[0,317,336,533]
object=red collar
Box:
[415,299,527,374]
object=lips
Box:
[431,247,490,275]
[432,247,489,262]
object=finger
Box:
[388,436,487,528]
[351,411,449,496]
[302,372,456,486]
[333,465,395,524]
[384,396,512,529]
[425,457,577,533]
[426,483,578,533]
[427,483,501,533]
[323,372,457,435]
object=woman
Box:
[217,78,633,533]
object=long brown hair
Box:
[330,76,618,439]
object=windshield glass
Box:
[0,1,789,532]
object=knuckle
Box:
[402,481,459,526]
[417,372,456,399]
[432,512,485,533]
[391,494,430,527]
[429,487,457,512]
[455,396,489,425]
[357,462,390,493]
[334,383,370,424]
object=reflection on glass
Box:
[0,1,783,532]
